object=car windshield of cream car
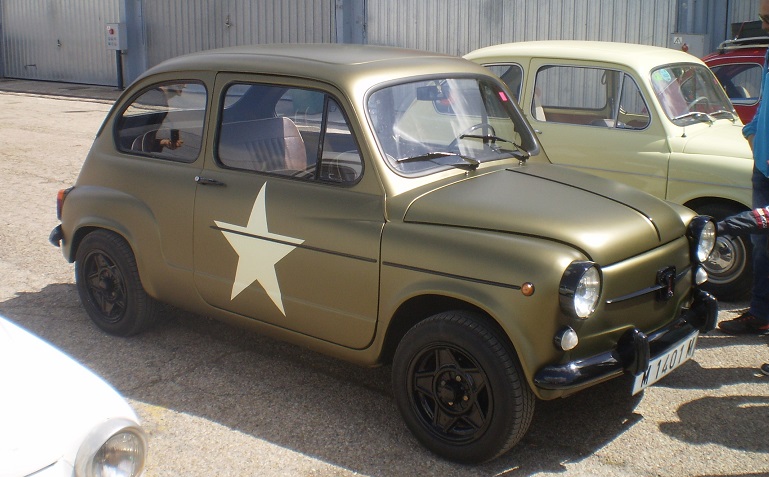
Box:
[650,64,738,125]
[368,78,531,175]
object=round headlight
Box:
[75,419,147,477]
[689,216,717,263]
[91,431,146,477]
[560,261,602,319]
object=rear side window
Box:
[216,83,363,184]
[115,82,207,163]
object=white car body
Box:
[0,316,146,477]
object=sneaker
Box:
[717,312,769,335]
[761,363,769,376]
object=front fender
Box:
[378,222,586,393]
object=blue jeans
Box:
[750,167,769,321]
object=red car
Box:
[703,36,767,123]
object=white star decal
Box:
[214,185,304,315]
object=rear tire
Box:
[75,230,157,336]
[392,311,534,463]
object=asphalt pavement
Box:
[0,78,767,477]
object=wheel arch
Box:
[379,294,514,366]
[683,197,750,216]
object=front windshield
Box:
[650,63,737,125]
[367,77,534,175]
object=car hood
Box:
[680,122,752,159]
[0,317,139,477]
[403,163,688,265]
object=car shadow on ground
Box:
[0,283,760,476]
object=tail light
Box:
[56,187,74,220]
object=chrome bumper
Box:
[533,289,718,391]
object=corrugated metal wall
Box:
[1,0,120,84]
[728,0,761,37]
[142,0,337,68]
[1,0,766,86]
[366,0,678,56]
[729,0,760,27]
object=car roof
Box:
[465,40,707,73]
[141,43,490,92]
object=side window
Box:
[617,75,650,129]
[711,63,762,104]
[485,64,523,101]
[534,65,646,129]
[116,82,206,162]
[217,83,363,183]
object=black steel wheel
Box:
[392,311,534,463]
[75,230,157,336]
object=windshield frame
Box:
[650,62,737,126]
[364,74,539,177]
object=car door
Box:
[515,60,672,199]
[192,74,385,349]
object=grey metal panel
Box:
[729,0,760,27]
[142,0,336,69]
[367,0,677,56]
[1,0,120,85]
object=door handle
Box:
[195,176,226,186]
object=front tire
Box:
[392,311,534,463]
[695,203,752,301]
[75,230,157,336]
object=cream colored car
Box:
[467,41,754,300]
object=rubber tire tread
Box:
[392,310,534,463]
[695,202,752,301]
[75,230,158,336]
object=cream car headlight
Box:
[75,418,147,477]
[559,261,602,319]
[688,215,716,263]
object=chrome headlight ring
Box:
[74,418,147,477]
[559,261,602,319]
[688,215,717,264]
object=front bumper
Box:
[533,289,717,391]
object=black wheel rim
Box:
[408,344,492,445]
[82,250,127,323]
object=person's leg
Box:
[719,168,769,334]
[750,168,769,320]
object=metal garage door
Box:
[1,0,120,85]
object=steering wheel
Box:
[687,96,710,110]
[448,123,496,150]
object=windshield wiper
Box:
[459,133,511,143]
[709,110,737,122]
[672,111,714,124]
[459,134,531,162]
[396,152,480,170]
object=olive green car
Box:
[466,41,754,301]
[50,44,718,463]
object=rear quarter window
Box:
[115,81,207,163]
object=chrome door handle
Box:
[195,176,226,186]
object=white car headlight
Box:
[75,418,147,477]
[559,261,602,319]
[689,216,716,263]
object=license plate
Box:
[632,331,699,395]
